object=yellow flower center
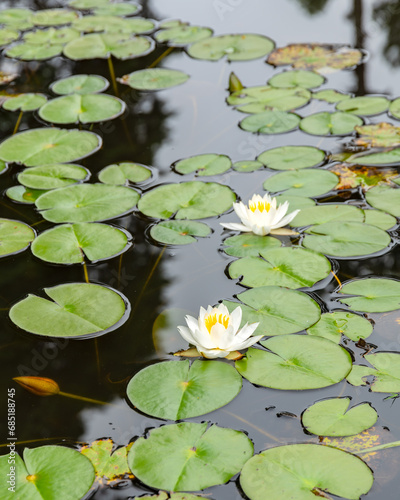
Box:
[204,313,229,333]
[249,201,271,213]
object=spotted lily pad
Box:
[257,145,325,170]
[128,422,253,491]
[155,25,213,46]
[313,89,351,103]
[51,74,109,95]
[354,123,400,147]
[119,68,189,91]
[232,160,263,172]
[0,128,101,166]
[338,278,400,312]
[80,439,132,483]
[31,223,130,264]
[6,186,46,204]
[187,34,275,61]
[240,444,373,500]
[228,246,331,289]
[263,169,338,197]
[127,360,242,420]
[240,110,300,134]
[236,335,352,389]
[72,15,155,34]
[18,164,89,190]
[347,353,400,392]
[10,283,128,338]
[0,28,19,47]
[35,184,139,223]
[138,181,236,220]
[222,233,281,257]
[31,9,79,27]
[307,312,373,343]
[39,93,125,124]
[268,70,324,89]
[0,219,35,257]
[0,445,95,500]
[98,162,151,185]
[173,154,231,176]
[300,111,363,136]
[3,93,47,112]
[223,286,320,336]
[329,163,398,191]
[0,8,33,30]
[365,185,400,217]
[150,220,211,245]
[336,96,389,116]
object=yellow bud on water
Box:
[13,376,60,397]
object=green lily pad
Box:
[240,443,373,500]
[236,335,352,389]
[0,445,95,500]
[187,34,275,61]
[150,220,211,245]
[93,3,141,17]
[23,27,80,45]
[257,145,325,170]
[227,86,310,114]
[0,219,35,257]
[365,185,400,216]
[35,184,139,223]
[347,148,400,165]
[173,154,231,176]
[348,353,400,392]
[0,160,7,174]
[64,33,154,60]
[222,233,281,257]
[232,160,263,172]
[31,8,79,27]
[240,110,300,134]
[39,93,125,124]
[388,97,400,120]
[51,74,109,95]
[223,286,320,336]
[268,70,325,89]
[313,89,351,103]
[336,96,390,116]
[6,186,46,204]
[0,28,19,47]
[3,93,47,112]
[274,195,316,210]
[68,0,110,8]
[155,25,213,46]
[302,221,391,258]
[263,169,338,197]
[98,162,151,185]
[138,494,208,500]
[72,15,155,34]
[10,283,128,338]
[228,246,331,289]
[354,123,400,148]
[307,312,373,343]
[119,68,189,91]
[290,204,363,227]
[6,41,66,61]
[81,439,131,482]
[363,209,396,230]
[0,8,33,31]
[338,278,400,312]
[300,111,363,136]
[138,181,235,220]
[128,422,253,491]
[302,398,378,437]
[0,127,101,167]
[31,223,130,264]
[18,164,89,190]
[127,360,242,420]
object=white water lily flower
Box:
[220,193,300,236]
[177,303,262,359]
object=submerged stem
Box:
[222,409,282,443]
[83,262,89,284]
[13,110,23,135]
[58,391,112,406]
[148,46,174,68]
[356,440,400,455]
[107,55,119,97]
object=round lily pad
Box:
[6,41,65,61]
[263,169,338,197]
[228,246,331,289]
[31,223,130,264]
[0,28,19,47]
[389,97,400,120]
[223,286,320,336]
[98,162,151,185]
[336,96,390,116]
[128,422,253,491]
[0,445,95,500]
[0,8,32,30]
[307,312,373,343]
[187,34,275,61]
[64,33,154,60]
[173,154,231,176]
[236,335,352,389]
[39,93,125,124]
[72,15,155,34]
[18,164,89,190]
[31,8,79,27]
[0,127,101,167]
[274,195,316,210]
[222,233,281,257]
[257,145,325,170]
[338,278,400,312]
[3,93,47,112]
[302,398,378,437]
[138,181,236,220]
[363,209,396,230]
[35,184,140,223]
[313,89,351,103]
[155,25,213,46]
[240,443,373,500]
[22,27,80,45]
[347,148,400,165]
[10,283,129,338]
[232,160,263,172]
[302,221,391,258]
[366,185,400,217]
[93,2,142,17]
[51,74,109,95]
[268,70,325,89]
[300,111,363,136]
[290,204,363,227]
[6,186,46,204]
[150,220,211,245]
[0,219,35,257]
[119,68,189,91]
[240,110,300,134]
[68,0,110,8]
[127,360,242,420]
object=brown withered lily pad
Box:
[354,122,400,148]
[329,163,398,191]
[0,72,18,86]
[267,43,364,73]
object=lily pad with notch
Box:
[173,154,231,176]
[338,278,400,312]
[257,145,325,170]
[18,164,89,190]
[313,89,351,103]
[0,8,33,31]
[98,162,151,185]
[119,68,189,91]
[3,93,47,112]
[72,15,155,34]
[300,111,363,136]
[365,185,400,217]
[0,219,35,258]
[347,352,400,392]
[227,86,310,113]
[155,24,213,46]
[51,74,109,95]
[263,169,338,197]
[346,147,400,165]
[0,28,19,47]
[336,96,390,116]
[6,186,46,204]
[240,110,300,134]
[9,282,129,338]
[290,204,363,227]
[268,70,324,89]
[307,311,373,343]
[222,233,281,257]
[150,220,211,245]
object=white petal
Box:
[210,322,230,349]
[198,307,208,322]
[216,303,230,316]
[272,209,300,229]
[199,348,232,359]
[250,223,270,236]
[271,201,289,225]
[220,222,252,232]
[234,322,260,342]
[177,325,196,345]
[234,334,264,350]
[185,315,199,334]
[191,327,216,349]
[229,306,242,332]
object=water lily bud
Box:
[228,72,244,93]
[13,376,60,396]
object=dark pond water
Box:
[2,0,400,498]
